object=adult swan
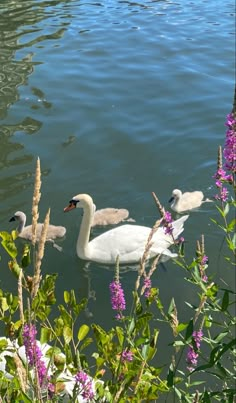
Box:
[64,194,189,265]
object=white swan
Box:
[9,211,66,242]
[92,204,134,227]
[169,189,212,213]
[64,193,189,264]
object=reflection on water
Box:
[0,0,68,214]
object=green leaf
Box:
[1,239,17,258]
[167,298,176,317]
[167,363,174,387]
[40,327,52,344]
[21,244,31,268]
[11,230,18,241]
[227,218,236,232]
[176,323,188,333]
[64,291,70,304]
[81,337,93,352]
[0,297,9,312]
[185,319,193,341]
[223,203,230,216]
[116,326,124,346]
[8,261,21,278]
[77,324,89,342]
[221,290,229,311]
[0,338,8,351]
[63,325,72,344]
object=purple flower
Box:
[22,324,48,388]
[224,113,236,173]
[201,255,208,265]
[193,330,203,348]
[215,186,229,202]
[202,274,208,283]
[213,168,233,184]
[75,370,95,400]
[162,211,173,235]
[186,346,199,371]
[143,278,152,297]
[109,280,126,319]
[186,330,203,371]
[121,349,133,362]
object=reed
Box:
[31,157,41,247]
[18,268,24,325]
[31,208,50,299]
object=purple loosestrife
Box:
[162,211,173,235]
[22,323,48,388]
[75,370,95,400]
[121,349,133,362]
[143,277,152,297]
[214,112,236,200]
[109,279,126,319]
[186,330,203,371]
[224,113,236,173]
[199,254,208,283]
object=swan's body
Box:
[64,193,189,265]
[169,189,211,213]
[92,205,132,227]
[9,211,66,242]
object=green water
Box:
[0,0,235,394]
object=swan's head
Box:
[9,211,26,223]
[64,194,94,213]
[169,189,182,203]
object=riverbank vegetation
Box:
[0,98,235,402]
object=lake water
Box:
[0,0,235,396]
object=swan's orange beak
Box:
[64,202,76,213]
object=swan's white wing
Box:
[19,224,66,241]
[46,225,66,239]
[180,191,204,210]
[89,224,152,263]
[89,224,177,264]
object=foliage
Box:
[0,108,235,402]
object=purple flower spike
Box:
[186,330,203,371]
[162,211,174,235]
[109,280,126,319]
[224,113,236,173]
[75,370,95,400]
[143,278,152,297]
[23,323,48,388]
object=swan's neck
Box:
[17,216,26,234]
[76,203,93,259]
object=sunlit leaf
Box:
[78,324,89,342]
[40,327,51,344]
[176,323,188,333]
[1,239,17,259]
[0,297,9,312]
[64,291,70,304]
[63,326,72,344]
[8,261,21,278]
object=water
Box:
[0,0,235,395]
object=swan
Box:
[92,204,134,227]
[64,193,189,264]
[9,211,66,246]
[169,189,212,213]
